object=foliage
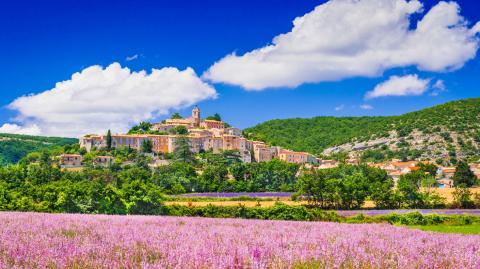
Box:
[453,160,477,187]
[106,129,112,150]
[141,139,153,153]
[451,186,475,209]
[170,112,183,119]
[127,121,152,134]
[244,98,480,156]
[205,113,222,121]
[169,125,188,135]
[296,165,393,209]
[0,133,77,165]
[173,136,195,164]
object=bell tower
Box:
[192,106,201,127]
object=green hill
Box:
[244,98,480,161]
[0,133,77,165]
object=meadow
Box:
[1,212,480,268]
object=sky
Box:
[0,0,479,138]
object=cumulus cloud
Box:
[0,63,217,137]
[365,74,429,99]
[360,104,374,110]
[204,0,480,90]
[0,123,41,135]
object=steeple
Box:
[192,105,201,127]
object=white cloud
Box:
[0,123,41,135]
[360,104,374,110]
[365,74,429,99]
[204,0,480,90]
[126,54,139,61]
[430,79,446,96]
[334,104,345,111]
[2,63,217,137]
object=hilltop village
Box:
[70,106,480,188]
[79,106,317,165]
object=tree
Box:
[397,171,425,208]
[417,162,437,177]
[173,136,195,164]
[169,125,188,135]
[171,112,183,119]
[106,130,112,150]
[451,185,474,208]
[206,113,222,121]
[141,139,153,153]
[127,122,152,134]
[453,160,476,187]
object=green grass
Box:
[408,224,480,235]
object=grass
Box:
[409,224,480,235]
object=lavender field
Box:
[1,212,480,268]
[179,192,293,198]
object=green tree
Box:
[171,112,183,119]
[451,185,474,208]
[173,136,195,164]
[453,160,477,187]
[417,162,438,177]
[397,171,425,208]
[141,139,153,153]
[127,122,152,134]
[106,129,112,150]
[206,113,222,121]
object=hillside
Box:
[0,133,77,165]
[244,98,480,163]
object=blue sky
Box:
[0,0,479,137]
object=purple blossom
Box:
[179,192,293,198]
[0,212,479,268]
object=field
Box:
[409,224,480,235]
[166,188,480,209]
[1,212,480,268]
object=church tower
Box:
[192,106,201,127]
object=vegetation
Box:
[296,165,449,209]
[0,133,77,165]
[453,160,477,187]
[408,224,480,234]
[170,112,183,119]
[106,129,112,150]
[205,113,222,121]
[244,98,480,159]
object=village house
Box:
[440,167,456,179]
[317,160,339,169]
[60,154,83,168]
[80,106,325,165]
[278,150,309,164]
[470,163,480,179]
[93,156,114,167]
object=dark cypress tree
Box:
[173,136,195,164]
[453,160,477,187]
[106,129,112,150]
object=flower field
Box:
[1,212,480,268]
[179,192,293,198]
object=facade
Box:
[278,150,309,164]
[201,120,225,129]
[94,156,114,167]
[60,154,83,167]
[79,106,324,165]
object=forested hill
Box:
[243,98,480,161]
[0,133,77,165]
